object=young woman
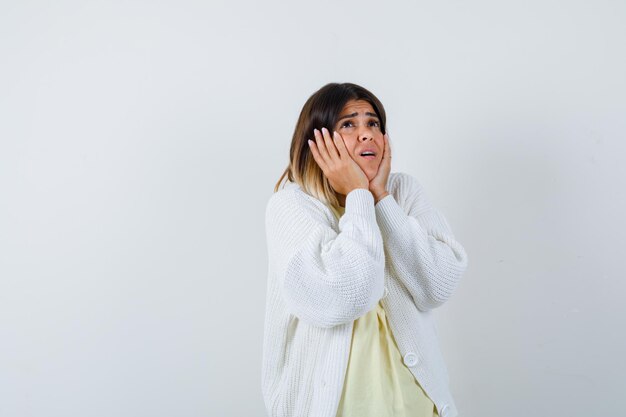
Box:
[262,83,468,417]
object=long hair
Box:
[273,82,387,217]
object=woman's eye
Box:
[340,120,380,128]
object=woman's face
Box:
[333,99,384,181]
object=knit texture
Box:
[262,172,468,417]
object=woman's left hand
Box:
[369,132,391,202]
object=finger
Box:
[377,135,390,173]
[321,127,340,161]
[313,128,331,163]
[384,133,392,162]
[308,138,330,172]
[332,130,348,159]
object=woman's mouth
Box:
[359,150,377,160]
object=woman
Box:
[262,82,468,417]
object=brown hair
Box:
[273,82,387,217]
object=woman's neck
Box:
[337,193,346,208]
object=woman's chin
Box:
[364,168,378,181]
[361,164,380,181]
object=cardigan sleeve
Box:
[374,173,468,311]
[265,188,385,328]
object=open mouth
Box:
[359,151,377,160]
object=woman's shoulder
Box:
[267,181,322,209]
[385,171,433,216]
[387,171,426,199]
[265,182,335,225]
[388,171,423,189]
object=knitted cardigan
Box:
[262,171,468,417]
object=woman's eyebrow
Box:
[337,112,379,121]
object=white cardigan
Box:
[262,172,468,417]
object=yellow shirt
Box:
[334,205,439,417]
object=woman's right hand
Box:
[308,127,370,195]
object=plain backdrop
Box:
[1,1,625,416]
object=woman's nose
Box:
[358,127,374,141]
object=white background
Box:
[1,1,624,416]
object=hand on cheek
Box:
[369,133,391,202]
